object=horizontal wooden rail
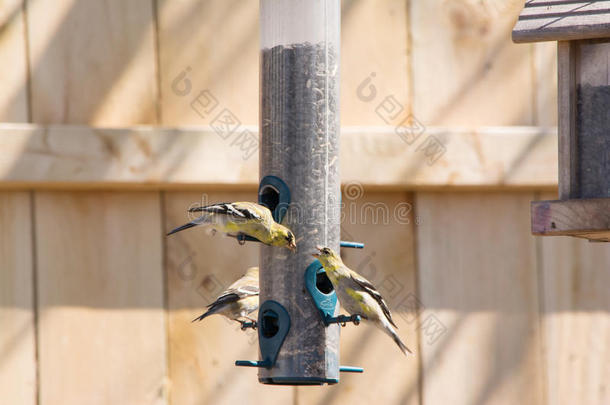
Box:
[0,124,558,190]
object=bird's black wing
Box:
[231,205,262,220]
[189,202,262,220]
[208,284,259,309]
[193,284,259,322]
[206,292,240,309]
[350,272,397,328]
[191,292,241,323]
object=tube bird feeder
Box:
[513,2,610,242]
[256,0,343,384]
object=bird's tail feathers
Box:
[167,222,197,236]
[192,302,223,322]
[192,298,228,322]
[384,323,413,356]
[392,332,413,356]
[167,216,210,236]
[191,311,212,323]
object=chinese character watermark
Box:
[171,67,258,161]
[356,72,446,166]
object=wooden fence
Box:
[0,1,608,405]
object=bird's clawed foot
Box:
[240,320,257,330]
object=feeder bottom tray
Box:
[531,198,610,242]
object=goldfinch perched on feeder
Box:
[192,267,259,328]
[167,202,296,252]
[312,246,413,356]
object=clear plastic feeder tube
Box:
[258,0,341,385]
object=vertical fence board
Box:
[35,192,166,405]
[296,192,420,405]
[341,0,410,125]
[164,191,294,404]
[416,192,545,405]
[157,0,259,125]
[539,193,610,405]
[0,1,35,402]
[0,192,36,405]
[26,2,166,403]
[533,42,558,127]
[0,0,28,122]
[27,0,157,125]
[410,0,534,126]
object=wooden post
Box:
[257,0,342,384]
[557,41,578,200]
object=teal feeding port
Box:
[258,175,291,224]
[304,261,364,375]
[305,260,362,327]
[304,260,337,321]
[235,300,290,371]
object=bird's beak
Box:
[311,245,323,258]
[288,242,297,252]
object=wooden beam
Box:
[0,124,558,190]
[531,198,610,242]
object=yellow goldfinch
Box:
[192,267,259,328]
[167,202,296,251]
[312,246,412,356]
